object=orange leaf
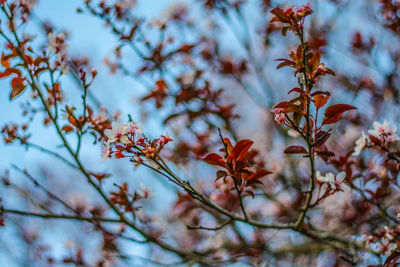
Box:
[309,50,321,72]
[314,94,329,109]
[276,59,295,69]
[62,125,74,133]
[0,68,21,78]
[155,80,168,91]
[223,138,234,154]
[68,115,77,127]
[322,104,357,125]
[90,172,110,182]
[178,44,195,53]
[1,53,10,68]
[10,77,26,100]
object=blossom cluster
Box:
[102,121,172,160]
[48,32,70,73]
[353,120,400,156]
[1,123,29,144]
[365,226,400,256]
[315,171,346,191]
[270,4,313,33]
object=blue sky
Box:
[0,1,193,266]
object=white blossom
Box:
[352,131,369,156]
[102,121,143,160]
[368,120,400,143]
[48,32,68,53]
[104,121,130,145]
[104,121,142,145]
[315,171,346,189]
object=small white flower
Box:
[316,171,335,188]
[104,121,142,146]
[352,131,369,156]
[316,171,346,189]
[101,143,111,161]
[368,120,400,143]
[387,243,398,255]
[105,121,129,144]
[273,108,286,124]
[384,226,395,241]
[128,122,143,135]
[48,32,68,53]
[379,237,398,256]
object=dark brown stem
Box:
[295,30,315,230]
[187,219,232,231]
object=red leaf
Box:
[316,150,335,157]
[270,7,290,23]
[288,87,304,94]
[177,44,195,53]
[229,139,253,162]
[276,60,295,69]
[313,131,331,148]
[274,101,289,109]
[284,145,308,154]
[322,104,357,125]
[10,77,26,100]
[216,170,228,181]
[203,153,225,168]
[310,90,331,97]
[155,80,168,91]
[248,169,273,181]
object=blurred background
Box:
[1,0,399,266]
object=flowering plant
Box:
[1,1,400,266]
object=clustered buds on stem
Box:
[271,4,312,35]
[271,5,356,161]
[102,121,172,161]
